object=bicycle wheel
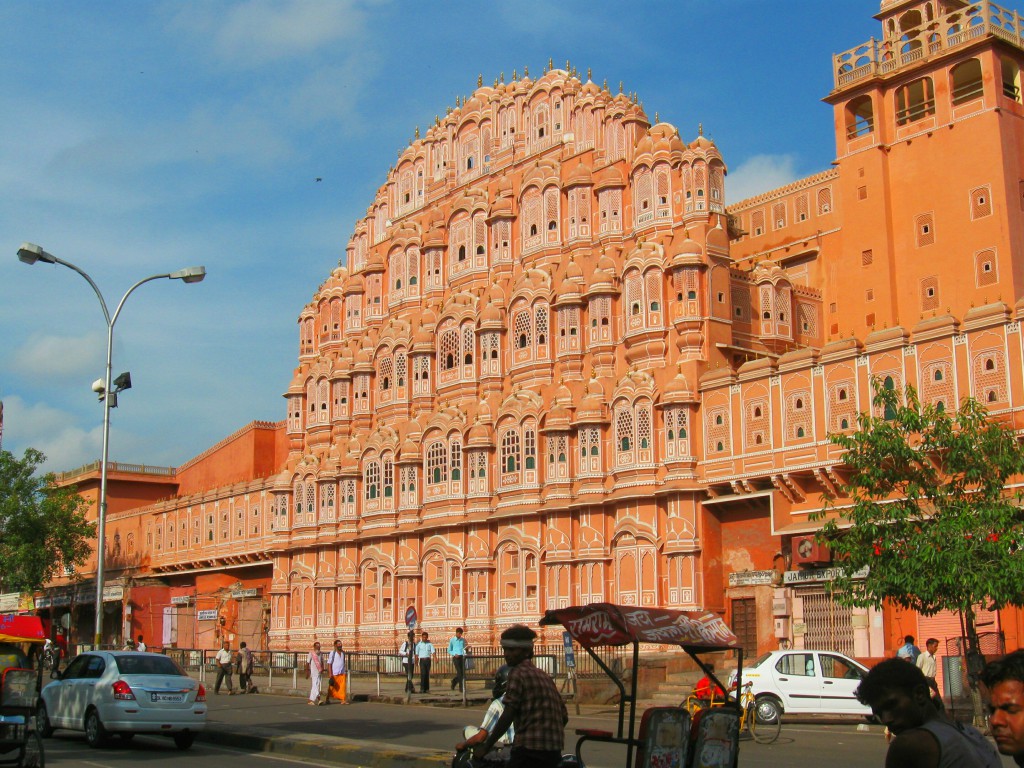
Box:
[750,703,781,745]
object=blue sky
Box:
[0,0,876,473]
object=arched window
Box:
[846,95,874,138]
[951,58,983,105]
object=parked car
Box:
[729,649,871,722]
[37,651,206,749]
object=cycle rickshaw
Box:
[540,603,747,768]
[0,615,47,768]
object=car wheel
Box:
[84,709,108,748]
[173,731,195,750]
[754,695,782,724]
[36,702,53,738]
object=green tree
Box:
[0,447,95,592]
[816,379,1024,717]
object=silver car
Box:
[37,651,206,749]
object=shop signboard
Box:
[197,609,219,621]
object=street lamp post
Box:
[17,242,205,648]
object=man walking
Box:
[855,658,1000,767]
[983,649,1024,766]
[399,630,416,693]
[214,640,236,695]
[307,641,324,705]
[897,634,921,663]
[416,631,435,693]
[326,639,347,704]
[449,627,467,691]
[136,634,147,653]
[237,641,256,694]
[474,624,568,768]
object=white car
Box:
[37,651,206,749]
[731,649,871,722]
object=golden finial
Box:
[513,69,518,80]
[477,73,483,87]
[588,67,592,81]
[435,115,440,126]
[500,71,505,83]
[415,126,420,139]
[524,65,529,77]
[446,106,452,115]
[655,112,659,122]
[548,57,554,70]
[602,78,608,90]
[494,77,499,88]
[619,81,624,94]
[565,59,570,71]
[456,95,461,107]
[698,123,704,136]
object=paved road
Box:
[39,690,1018,768]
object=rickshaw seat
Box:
[633,706,690,768]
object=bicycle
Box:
[685,683,781,745]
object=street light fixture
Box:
[17,242,206,647]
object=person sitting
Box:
[692,664,727,706]
[455,664,515,753]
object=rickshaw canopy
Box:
[540,602,741,652]
[0,615,46,644]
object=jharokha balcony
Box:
[834,0,1024,89]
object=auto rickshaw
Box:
[0,615,47,768]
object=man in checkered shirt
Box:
[474,624,568,768]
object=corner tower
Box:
[825,0,1024,334]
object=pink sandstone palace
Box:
[20,0,1024,668]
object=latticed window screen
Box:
[970,186,992,219]
[535,306,548,347]
[817,187,833,214]
[364,462,380,500]
[427,442,447,484]
[395,353,407,387]
[514,311,532,349]
[502,430,521,473]
[637,406,651,450]
[976,249,997,287]
[378,357,393,392]
[439,328,459,371]
[801,590,855,656]
[616,407,634,454]
[462,325,475,365]
[449,442,462,481]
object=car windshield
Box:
[114,655,186,676]
[749,652,773,669]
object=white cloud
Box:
[11,332,105,380]
[725,154,799,205]
[170,0,370,69]
[0,395,101,473]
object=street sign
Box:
[405,605,417,629]
[563,631,576,669]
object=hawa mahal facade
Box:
[23,0,1024,664]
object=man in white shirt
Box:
[136,635,147,653]
[916,638,939,680]
[326,639,347,704]
[214,640,236,695]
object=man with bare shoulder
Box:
[856,658,1000,768]
[983,649,1024,766]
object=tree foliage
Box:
[0,447,95,592]
[817,379,1024,626]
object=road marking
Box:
[201,742,342,767]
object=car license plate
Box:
[151,693,185,703]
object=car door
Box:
[769,652,820,712]
[64,654,106,728]
[47,654,90,728]
[818,653,870,715]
